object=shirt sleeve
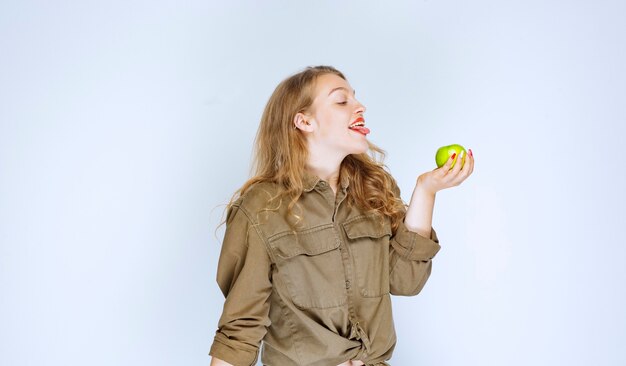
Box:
[388,181,442,296]
[209,202,273,366]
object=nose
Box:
[356,100,366,114]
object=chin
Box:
[349,141,369,155]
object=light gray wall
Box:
[1,1,625,365]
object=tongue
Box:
[350,126,370,135]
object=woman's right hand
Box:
[210,357,234,366]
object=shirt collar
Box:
[303,168,350,192]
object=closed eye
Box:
[337,101,347,105]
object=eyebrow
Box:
[328,87,356,96]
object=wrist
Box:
[416,176,436,197]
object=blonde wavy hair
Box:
[216,65,407,236]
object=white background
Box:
[1,1,625,365]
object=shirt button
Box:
[345,280,351,289]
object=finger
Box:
[467,149,474,176]
[451,150,464,175]
[455,149,473,184]
[442,152,457,174]
[458,151,472,183]
[460,149,471,174]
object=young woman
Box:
[209,65,474,366]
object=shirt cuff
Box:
[391,218,441,261]
[209,334,259,366]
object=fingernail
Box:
[469,149,473,157]
[451,153,456,159]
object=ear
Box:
[293,112,313,132]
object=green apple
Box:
[436,144,467,169]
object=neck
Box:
[305,157,344,188]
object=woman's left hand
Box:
[417,149,474,195]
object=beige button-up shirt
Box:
[209,170,441,366]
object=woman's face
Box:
[297,73,369,156]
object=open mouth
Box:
[348,118,370,135]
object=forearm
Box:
[210,357,234,366]
[403,178,436,237]
[388,178,440,296]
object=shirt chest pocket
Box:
[342,214,392,297]
[268,224,347,309]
